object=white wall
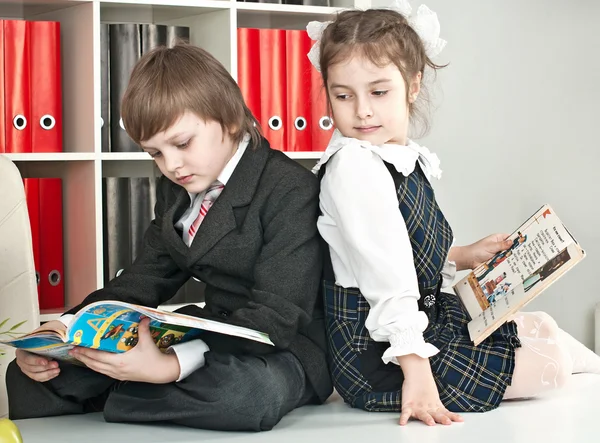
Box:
[372,0,600,347]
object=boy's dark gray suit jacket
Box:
[67,137,332,402]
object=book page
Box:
[132,304,274,345]
[468,284,525,343]
[469,241,585,345]
[0,334,79,363]
[68,302,204,353]
[455,205,577,319]
[70,300,274,352]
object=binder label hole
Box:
[49,270,61,286]
[13,115,27,131]
[294,117,307,131]
[319,116,333,131]
[268,116,282,131]
[40,114,56,130]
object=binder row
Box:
[237,28,333,152]
[23,178,65,310]
[0,20,62,153]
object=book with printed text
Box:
[453,205,585,346]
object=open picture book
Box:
[453,204,585,346]
[0,300,273,363]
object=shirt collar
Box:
[312,129,442,181]
[186,133,251,206]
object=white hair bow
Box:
[307,0,446,72]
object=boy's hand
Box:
[69,318,180,384]
[15,320,66,382]
[15,349,60,382]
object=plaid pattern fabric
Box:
[323,163,520,413]
[390,163,454,294]
[324,286,520,413]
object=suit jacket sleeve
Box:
[66,176,189,315]
[182,171,322,355]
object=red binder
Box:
[0,20,5,153]
[30,21,62,153]
[310,64,333,151]
[3,20,31,153]
[237,28,261,122]
[286,30,313,152]
[23,178,42,301]
[38,178,64,309]
[259,29,287,151]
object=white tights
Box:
[503,311,600,400]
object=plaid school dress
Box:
[320,161,521,413]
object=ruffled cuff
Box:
[381,327,439,365]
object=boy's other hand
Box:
[69,318,180,384]
[14,320,66,382]
[15,349,60,382]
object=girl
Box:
[7,44,332,431]
[309,2,600,427]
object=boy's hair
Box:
[318,9,446,137]
[122,44,262,148]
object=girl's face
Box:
[140,111,238,193]
[327,56,420,146]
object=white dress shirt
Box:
[313,130,456,365]
[60,135,250,381]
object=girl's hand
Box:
[466,233,513,269]
[450,233,512,271]
[69,318,180,384]
[397,354,463,426]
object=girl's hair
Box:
[318,8,446,137]
[122,44,262,148]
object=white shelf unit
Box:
[1,0,357,319]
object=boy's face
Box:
[327,56,420,146]
[140,111,238,193]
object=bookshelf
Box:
[1,0,368,322]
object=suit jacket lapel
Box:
[161,185,190,264]
[187,137,271,266]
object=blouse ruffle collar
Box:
[312,129,442,181]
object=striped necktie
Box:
[187,182,224,245]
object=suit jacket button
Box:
[218,310,229,318]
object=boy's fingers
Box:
[19,363,51,374]
[22,367,60,382]
[33,369,60,382]
[17,349,49,366]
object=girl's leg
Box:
[504,311,600,400]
